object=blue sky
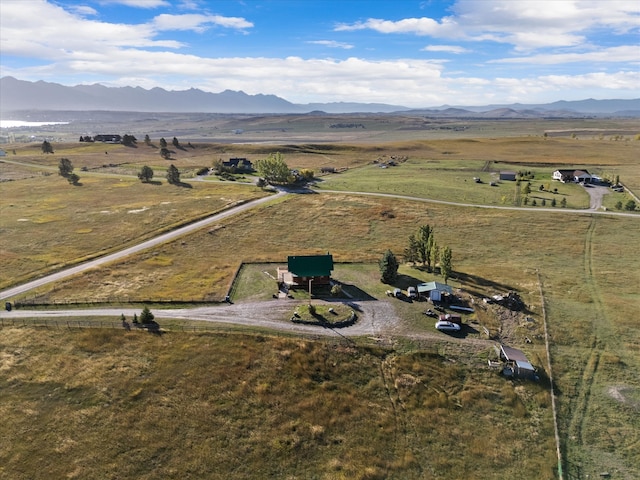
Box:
[1,0,638,107]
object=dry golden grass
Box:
[2,126,639,479]
[0,327,557,480]
[0,173,268,288]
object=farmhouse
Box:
[552,169,592,183]
[222,157,253,171]
[277,254,334,289]
[417,281,454,302]
[499,171,517,181]
[499,345,537,379]
[93,134,122,143]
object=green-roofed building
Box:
[278,254,334,288]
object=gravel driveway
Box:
[583,184,611,210]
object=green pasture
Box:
[315,158,593,208]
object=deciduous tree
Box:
[255,152,291,184]
[440,246,453,284]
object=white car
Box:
[407,286,417,298]
[435,320,461,332]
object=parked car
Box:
[424,309,438,318]
[435,320,461,332]
[393,288,402,297]
[407,286,417,299]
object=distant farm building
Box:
[278,254,334,289]
[552,169,592,183]
[499,171,517,181]
[417,281,454,302]
[223,157,253,171]
[93,134,122,143]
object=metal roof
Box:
[500,345,530,363]
[416,281,453,294]
[287,254,334,277]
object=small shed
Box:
[0,149,6,157]
[417,281,453,301]
[499,345,536,379]
[499,171,517,181]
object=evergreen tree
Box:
[138,165,154,183]
[404,233,420,264]
[41,140,54,154]
[58,157,73,177]
[379,249,399,284]
[140,306,155,323]
[166,164,180,185]
[122,134,137,146]
[172,137,180,148]
[67,173,80,185]
[144,134,151,145]
[159,137,167,148]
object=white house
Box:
[552,169,592,183]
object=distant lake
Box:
[0,120,70,128]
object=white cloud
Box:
[98,0,170,7]
[308,40,354,49]
[152,14,253,32]
[336,16,460,38]
[493,45,640,64]
[72,5,99,16]
[422,45,469,54]
[337,0,640,51]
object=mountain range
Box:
[1,76,639,117]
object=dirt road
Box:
[0,192,285,301]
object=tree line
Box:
[379,224,453,286]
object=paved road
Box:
[0,192,286,300]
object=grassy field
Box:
[1,119,639,479]
[0,327,557,480]
[0,168,269,289]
